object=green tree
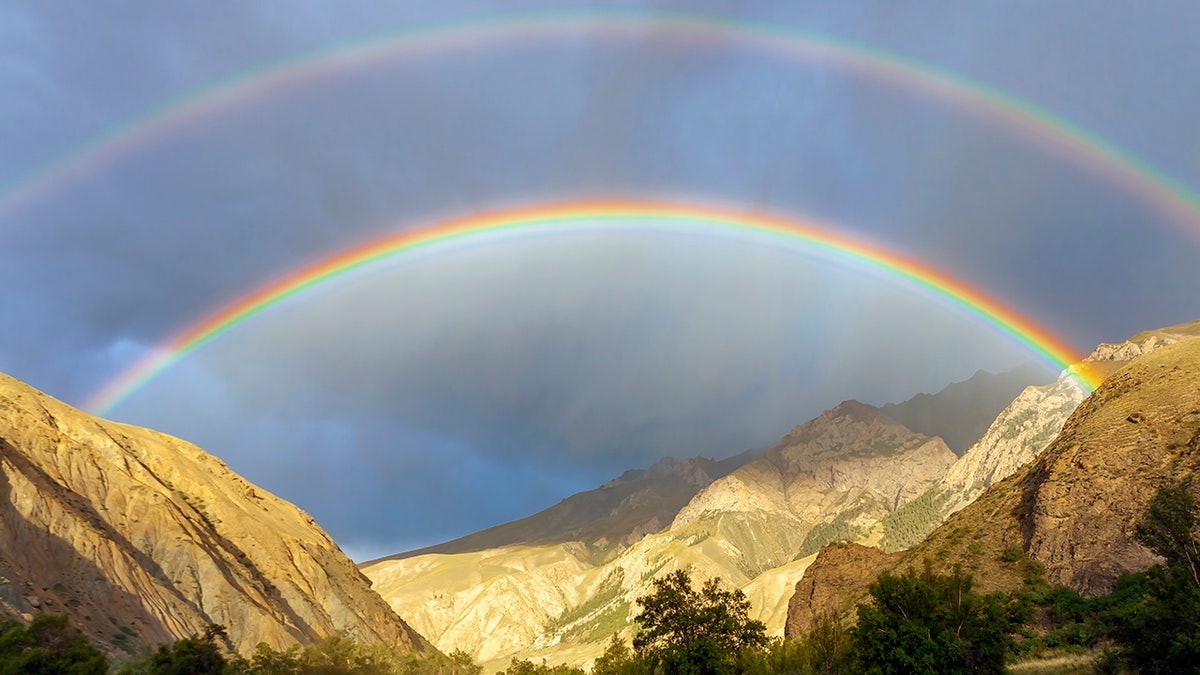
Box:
[797,613,856,674]
[852,563,1012,675]
[244,641,302,674]
[590,635,644,675]
[501,657,584,675]
[1117,481,1200,673]
[632,569,767,675]
[443,649,483,675]
[0,614,109,675]
[131,624,229,675]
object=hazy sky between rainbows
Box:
[2,2,1199,560]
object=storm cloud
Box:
[2,1,1198,558]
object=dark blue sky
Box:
[2,1,1198,559]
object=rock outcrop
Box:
[0,372,433,656]
[784,543,894,636]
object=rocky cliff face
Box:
[1022,338,1200,593]
[365,400,955,668]
[786,334,1200,636]
[934,377,1085,517]
[0,373,433,656]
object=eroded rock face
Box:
[783,542,894,636]
[0,373,433,656]
[1022,339,1200,594]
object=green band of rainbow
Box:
[3,13,1198,242]
[85,200,1100,415]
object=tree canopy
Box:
[632,569,768,675]
[852,563,1013,675]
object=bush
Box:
[852,563,1012,674]
[1111,481,1200,673]
[0,614,109,675]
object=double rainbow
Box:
[85,200,1100,415]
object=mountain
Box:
[380,450,760,565]
[880,365,1050,455]
[362,399,954,668]
[877,317,1200,552]
[785,332,1200,636]
[878,376,1087,551]
[670,401,956,567]
[0,372,434,656]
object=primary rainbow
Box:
[85,200,1101,415]
[2,12,1199,241]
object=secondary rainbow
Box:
[85,200,1101,415]
[3,13,1198,241]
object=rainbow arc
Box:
[85,200,1101,415]
[2,13,1198,241]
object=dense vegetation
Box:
[6,481,1200,673]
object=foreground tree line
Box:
[5,481,1200,674]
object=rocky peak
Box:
[771,400,943,470]
[643,456,716,487]
[674,400,955,528]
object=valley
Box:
[1,318,1198,673]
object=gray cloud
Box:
[2,1,1198,554]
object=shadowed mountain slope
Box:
[378,450,761,564]
[881,365,1050,455]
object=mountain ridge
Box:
[0,372,434,656]
[363,397,957,667]
[374,449,762,566]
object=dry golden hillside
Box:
[0,372,434,656]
